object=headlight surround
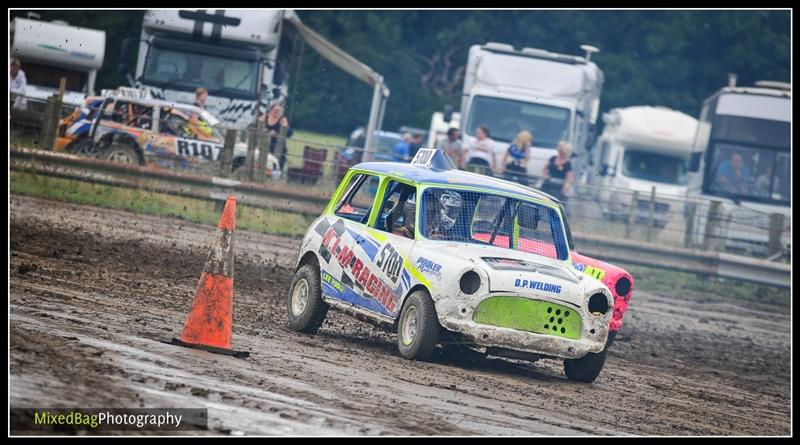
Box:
[459,270,481,294]
[588,292,610,316]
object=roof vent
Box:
[580,45,600,62]
[521,47,550,57]
[484,42,516,52]
[754,80,790,91]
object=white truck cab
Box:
[459,43,603,181]
[589,106,698,226]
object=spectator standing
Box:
[435,128,462,165]
[541,141,574,202]
[260,103,294,170]
[408,133,424,158]
[193,87,208,110]
[463,125,495,175]
[393,132,413,162]
[501,130,532,186]
[9,58,27,110]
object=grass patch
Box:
[617,261,790,308]
[11,171,312,237]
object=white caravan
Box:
[589,106,698,226]
[686,80,791,256]
[9,17,106,107]
[128,10,286,129]
[459,42,603,180]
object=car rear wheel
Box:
[397,290,439,360]
[102,144,140,165]
[287,263,328,334]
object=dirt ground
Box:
[9,194,791,435]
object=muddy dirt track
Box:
[10,195,791,435]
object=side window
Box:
[160,107,190,137]
[334,174,381,224]
[376,180,417,239]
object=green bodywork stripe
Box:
[473,297,581,340]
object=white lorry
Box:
[686,79,791,257]
[459,42,603,181]
[125,10,286,130]
[589,106,698,226]
[9,17,106,108]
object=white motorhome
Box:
[686,80,791,256]
[459,42,603,180]
[589,106,698,226]
[128,10,286,129]
[427,110,461,148]
[9,17,106,107]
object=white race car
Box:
[288,149,614,382]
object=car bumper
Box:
[437,294,610,359]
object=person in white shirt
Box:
[463,125,495,175]
[10,58,27,111]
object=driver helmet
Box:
[437,190,462,231]
[403,198,416,234]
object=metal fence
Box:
[9,91,791,264]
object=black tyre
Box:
[287,263,328,334]
[397,290,440,360]
[563,334,614,383]
[67,138,100,157]
[102,144,141,165]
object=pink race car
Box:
[559,204,634,347]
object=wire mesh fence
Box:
[9,91,791,262]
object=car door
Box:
[321,173,398,318]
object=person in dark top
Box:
[259,103,294,170]
[541,141,574,202]
[408,133,424,159]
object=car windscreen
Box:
[622,149,688,185]
[419,187,569,261]
[466,96,571,147]
[143,42,259,100]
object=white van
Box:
[589,106,698,226]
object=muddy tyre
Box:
[397,290,440,360]
[102,144,141,165]
[287,263,328,334]
[564,343,609,383]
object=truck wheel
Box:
[563,342,609,383]
[397,290,440,360]
[102,144,140,165]
[287,263,328,334]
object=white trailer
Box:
[589,106,698,226]
[459,42,603,180]
[9,17,106,107]
[128,10,286,130]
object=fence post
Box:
[256,130,271,183]
[219,129,236,178]
[625,190,639,239]
[684,201,697,248]
[767,213,785,258]
[646,186,656,242]
[214,129,237,214]
[244,123,260,182]
[277,125,288,178]
[49,77,67,151]
[703,200,722,251]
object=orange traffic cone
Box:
[165,196,249,358]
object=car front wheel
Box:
[563,332,615,383]
[102,144,140,165]
[287,263,328,334]
[397,290,439,360]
